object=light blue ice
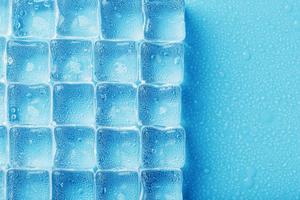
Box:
[96,171,139,200]
[0,84,5,123]
[8,84,51,125]
[0,38,5,80]
[0,127,7,168]
[54,126,96,169]
[0,0,9,35]
[7,170,50,200]
[0,171,4,200]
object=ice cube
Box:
[144,0,185,41]
[142,126,185,168]
[96,83,137,127]
[53,84,95,125]
[0,171,4,199]
[141,42,184,84]
[141,170,183,200]
[94,41,138,83]
[139,84,181,126]
[9,127,52,168]
[6,40,49,83]
[0,0,9,35]
[54,126,96,169]
[0,38,5,80]
[8,84,51,125]
[52,170,95,200]
[97,128,140,170]
[57,0,99,37]
[50,39,93,82]
[100,0,143,40]
[96,171,139,200]
[7,170,50,200]
[12,0,55,38]
[0,84,5,123]
[0,127,7,168]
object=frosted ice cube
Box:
[0,127,7,168]
[0,84,5,123]
[0,0,9,35]
[0,38,5,80]
[96,83,137,127]
[142,126,185,168]
[94,41,138,83]
[97,128,140,170]
[7,170,50,200]
[141,170,183,200]
[12,0,55,38]
[54,126,96,169]
[8,84,51,125]
[51,39,93,82]
[96,171,139,200]
[9,127,52,168]
[100,0,143,40]
[57,0,99,37]
[144,0,185,41]
[141,42,184,84]
[6,40,49,83]
[53,84,95,125]
[0,171,4,199]
[139,84,181,126]
[52,170,95,200]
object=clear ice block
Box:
[53,84,95,125]
[0,0,9,35]
[8,84,51,125]
[94,41,138,83]
[96,83,137,127]
[6,40,49,83]
[50,39,93,82]
[100,0,143,40]
[52,170,95,200]
[142,126,185,168]
[141,170,183,200]
[9,127,52,168]
[0,37,5,80]
[7,170,50,200]
[0,171,4,200]
[139,84,181,126]
[0,127,7,168]
[141,42,184,84]
[0,84,5,123]
[97,128,140,170]
[12,0,55,38]
[96,171,139,200]
[56,0,99,37]
[54,126,96,169]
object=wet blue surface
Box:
[183,0,300,199]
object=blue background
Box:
[183,0,300,199]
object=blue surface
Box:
[0,127,7,167]
[184,0,300,199]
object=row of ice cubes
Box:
[0,169,183,200]
[0,126,185,169]
[0,0,185,41]
[0,39,184,84]
[0,83,182,126]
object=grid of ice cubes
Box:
[0,0,185,199]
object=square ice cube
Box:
[6,40,49,83]
[0,127,7,168]
[8,84,51,125]
[0,0,9,35]
[96,171,139,200]
[0,38,6,80]
[144,0,185,41]
[0,171,4,199]
[7,170,50,200]
[97,128,140,170]
[141,42,184,84]
[51,39,93,82]
[141,170,183,200]
[142,126,185,168]
[0,84,5,123]
[54,126,96,169]
[100,0,143,40]
[9,127,52,168]
[57,0,99,37]
[139,84,181,126]
[96,83,137,127]
[94,41,138,83]
[52,170,95,200]
[12,0,55,38]
[53,84,95,125]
